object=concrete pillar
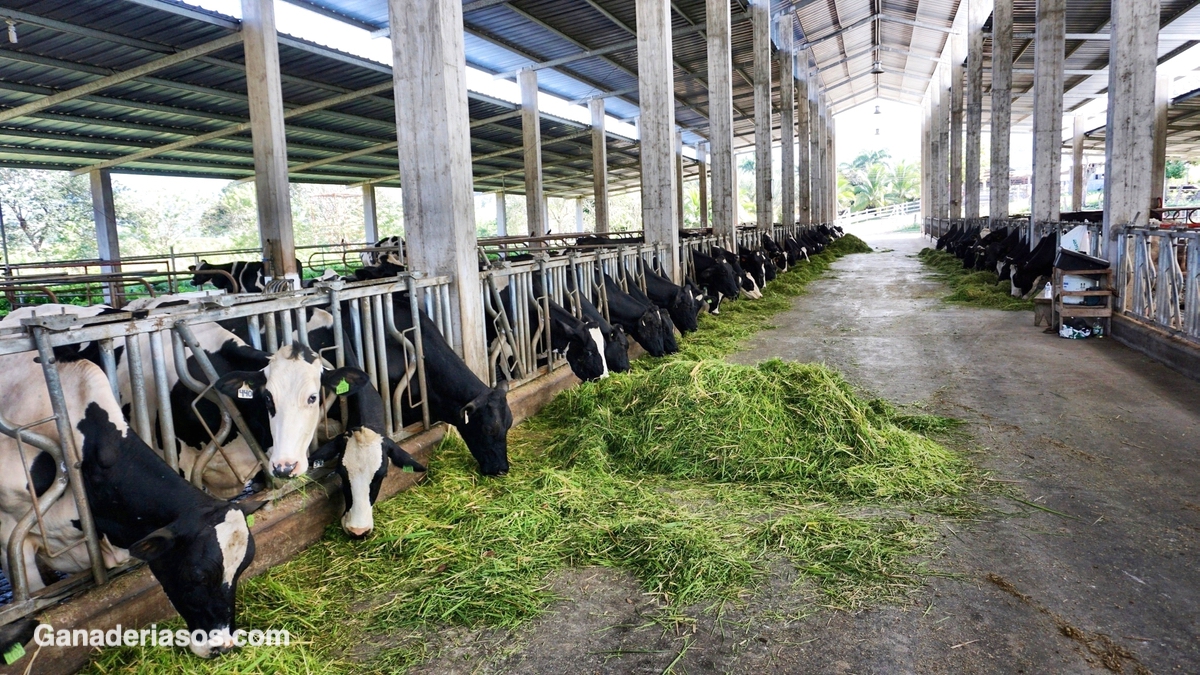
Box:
[828,115,836,221]
[697,143,709,229]
[89,168,122,305]
[496,191,507,237]
[707,0,736,239]
[1031,0,1065,224]
[938,64,951,218]
[929,69,943,218]
[812,94,824,223]
[990,0,1013,221]
[965,0,987,218]
[1072,117,1085,212]
[387,0,486,375]
[519,68,546,237]
[1152,72,1170,210]
[1103,0,1159,258]
[636,0,680,282]
[922,100,930,218]
[950,33,965,219]
[753,0,773,230]
[575,197,585,233]
[588,98,610,233]
[675,129,685,230]
[242,0,297,283]
[796,63,811,225]
[362,184,379,242]
[779,17,795,226]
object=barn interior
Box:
[0,0,1197,673]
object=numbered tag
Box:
[3,642,25,665]
[335,378,349,395]
[237,382,253,399]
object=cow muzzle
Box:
[272,462,299,478]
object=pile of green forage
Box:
[917,247,1033,311]
[88,234,977,674]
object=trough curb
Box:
[1110,313,1200,383]
[1,364,581,675]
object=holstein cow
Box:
[761,234,791,272]
[385,296,512,476]
[690,251,740,313]
[574,292,631,373]
[189,259,304,294]
[601,274,666,357]
[712,247,762,299]
[1010,234,1057,297]
[0,352,257,657]
[642,266,700,332]
[360,236,405,267]
[625,279,680,355]
[309,368,426,537]
[739,246,771,288]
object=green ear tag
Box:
[402,465,414,473]
[246,514,255,528]
[335,378,350,395]
[4,642,25,665]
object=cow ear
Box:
[309,436,346,464]
[458,400,478,424]
[128,525,177,562]
[214,371,266,400]
[494,379,509,395]
[187,264,197,272]
[385,439,426,472]
[233,500,266,516]
[321,367,370,397]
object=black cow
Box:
[712,247,762,299]
[574,291,631,373]
[642,266,700,333]
[386,296,512,476]
[1011,234,1057,296]
[190,259,304,294]
[690,251,740,313]
[310,368,425,537]
[762,234,790,272]
[626,280,679,355]
[353,258,407,281]
[602,274,666,357]
[501,278,608,382]
[738,246,770,288]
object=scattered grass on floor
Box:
[916,248,1034,311]
[85,233,978,674]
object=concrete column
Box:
[242,0,297,283]
[697,143,709,229]
[588,98,610,233]
[779,17,795,226]
[89,168,122,305]
[990,0,1013,221]
[938,64,951,218]
[753,0,773,230]
[1072,117,1085,212]
[812,93,824,223]
[575,197,585,233]
[675,129,685,230]
[1031,0,1065,224]
[922,100,930,218]
[362,184,379,242]
[1103,0,1159,258]
[707,0,736,239]
[387,0,486,375]
[519,68,546,237]
[1152,72,1170,210]
[965,0,987,218]
[950,33,965,218]
[496,191,507,237]
[828,115,836,221]
[930,69,943,218]
[636,0,680,282]
[796,63,811,225]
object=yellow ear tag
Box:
[3,643,25,665]
[335,378,350,395]
[246,513,255,528]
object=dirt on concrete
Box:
[404,229,1199,675]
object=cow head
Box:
[187,261,234,293]
[312,429,425,538]
[666,287,699,333]
[739,247,769,289]
[215,344,368,478]
[555,316,607,381]
[629,307,666,357]
[456,380,512,476]
[697,262,740,311]
[658,310,679,354]
[602,324,630,372]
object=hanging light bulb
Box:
[870,60,884,75]
[875,128,880,135]
[874,105,882,115]
[6,21,16,44]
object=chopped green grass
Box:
[916,248,1034,311]
[85,233,977,674]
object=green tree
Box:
[0,168,96,261]
[888,161,920,203]
[852,163,892,211]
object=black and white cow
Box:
[574,292,631,373]
[309,369,426,537]
[602,274,666,357]
[712,247,762,299]
[642,266,700,333]
[189,259,303,294]
[536,296,608,381]
[625,278,679,355]
[353,258,406,281]
[761,234,790,272]
[0,353,257,657]
[690,251,740,314]
[738,246,770,288]
[360,236,405,268]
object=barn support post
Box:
[753,0,773,230]
[1152,72,1170,210]
[495,191,507,237]
[697,143,709,229]
[636,0,680,282]
[519,68,547,237]
[386,0,487,376]
[89,168,122,306]
[362,184,379,243]
[828,114,836,221]
[922,96,930,220]
[937,63,951,218]
[675,129,685,231]
[965,0,986,218]
[796,60,811,225]
[707,0,736,239]
[1102,0,1159,260]
[242,0,298,285]
[588,98,610,233]
[1072,116,1085,211]
[575,197,585,233]
[779,16,796,226]
[1031,0,1066,225]
[950,32,965,219]
[809,85,822,225]
[929,76,941,218]
[990,0,1013,222]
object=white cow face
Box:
[216,344,368,479]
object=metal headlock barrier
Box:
[1116,225,1200,345]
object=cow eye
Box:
[308,394,318,405]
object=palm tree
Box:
[888,161,920,203]
[852,163,892,211]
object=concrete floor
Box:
[414,228,1200,675]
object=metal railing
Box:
[1115,225,1199,344]
[837,201,921,226]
